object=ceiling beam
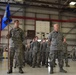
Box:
[0,1,75,13]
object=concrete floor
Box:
[0,59,76,75]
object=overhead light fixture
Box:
[14,0,24,3]
[14,0,24,2]
[69,2,76,5]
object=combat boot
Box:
[60,67,67,73]
[14,64,16,68]
[37,65,41,68]
[55,62,57,65]
[37,63,41,68]
[32,64,35,68]
[7,67,12,74]
[46,65,48,68]
[29,63,32,67]
[50,66,54,74]
[19,67,24,74]
[66,64,70,67]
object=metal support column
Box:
[0,17,2,44]
[49,14,52,32]
[58,12,62,31]
[35,13,36,36]
[23,6,26,32]
[58,0,62,32]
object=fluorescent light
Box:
[69,2,76,5]
[15,0,23,2]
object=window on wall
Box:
[27,30,35,39]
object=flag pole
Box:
[0,18,2,47]
[7,24,10,71]
[7,0,10,71]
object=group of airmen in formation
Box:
[6,20,71,74]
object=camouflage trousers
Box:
[49,50,64,68]
[28,51,32,65]
[45,52,49,67]
[63,53,68,65]
[32,52,40,67]
[41,52,46,65]
[9,45,24,68]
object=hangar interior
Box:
[0,0,76,75]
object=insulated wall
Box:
[36,21,50,39]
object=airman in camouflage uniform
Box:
[28,41,33,66]
[72,47,76,61]
[7,20,25,74]
[40,38,47,66]
[63,38,70,67]
[48,24,67,74]
[32,36,40,68]
[45,40,50,67]
[25,44,29,64]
